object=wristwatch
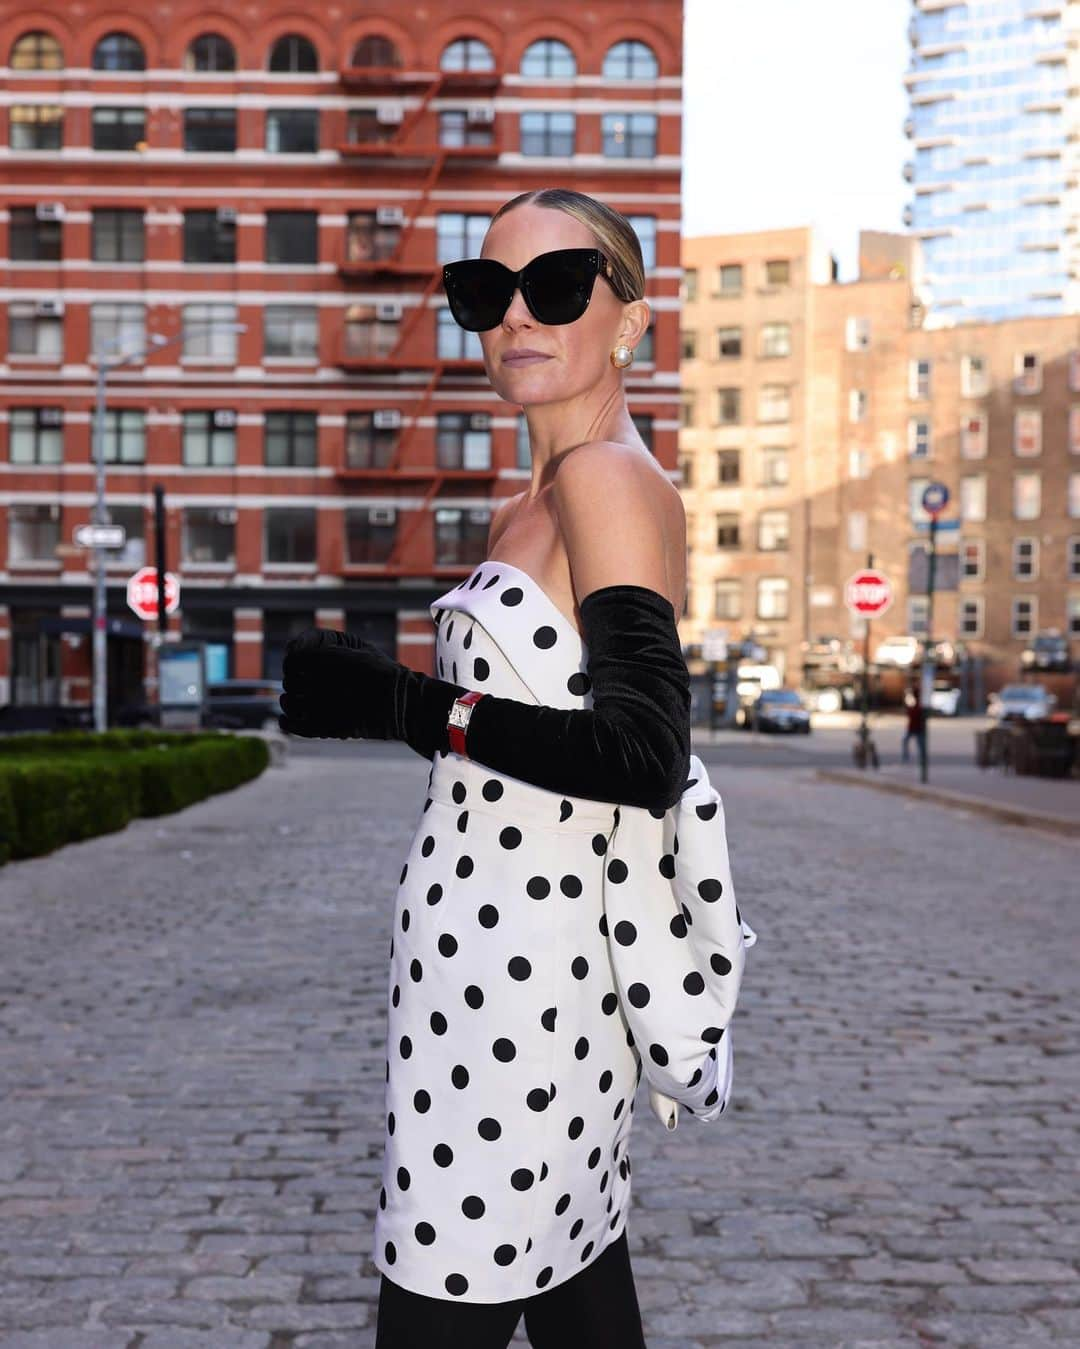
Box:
[447,689,486,757]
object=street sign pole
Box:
[860,552,873,760]
[91,357,109,734]
[922,514,938,784]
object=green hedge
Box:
[0,732,270,866]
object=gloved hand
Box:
[278,627,465,758]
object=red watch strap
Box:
[448,689,486,758]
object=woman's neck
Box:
[522,383,641,499]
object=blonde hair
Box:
[488,188,646,304]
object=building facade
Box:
[0,0,683,722]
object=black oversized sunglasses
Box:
[442,247,614,332]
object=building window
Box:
[717,326,742,358]
[960,538,984,581]
[1013,473,1041,521]
[1011,596,1036,639]
[10,207,62,261]
[961,353,989,397]
[521,39,576,78]
[184,210,236,264]
[845,317,870,352]
[436,212,490,264]
[92,108,146,151]
[959,597,983,639]
[105,503,145,568]
[268,34,319,73]
[346,108,396,146]
[680,330,697,360]
[1068,594,1080,639]
[636,323,655,365]
[266,109,319,154]
[761,446,789,486]
[8,303,63,359]
[908,417,931,459]
[182,409,236,466]
[960,414,987,459]
[909,358,931,399]
[103,409,145,464]
[908,595,930,636]
[1014,409,1041,457]
[440,37,495,72]
[92,32,145,71]
[264,507,317,563]
[346,210,402,262]
[716,263,742,296]
[680,391,696,427]
[1069,537,1080,580]
[434,506,490,566]
[266,211,318,265]
[9,408,63,464]
[764,258,790,286]
[183,506,236,565]
[960,474,986,523]
[344,304,399,359]
[627,215,657,270]
[183,303,237,361]
[90,302,145,359]
[602,113,657,158]
[9,106,64,150]
[181,107,235,155]
[631,413,654,453]
[849,389,867,423]
[8,503,60,564]
[717,449,741,484]
[345,410,399,469]
[11,31,64,69]
[92,210,144,263]
[757,577,789,620]
[908,476,931,526]
[346,507,397,563]
[714,580,741,620]
[758,384,791,423]
[185,33,236,72]
[439,109,495,148]
[760,322,790,358]
[681,269,698,302]
[264,305,318,360]
[1014,351,1041,395]
[716,514,740,549]
[437,308,483,360]
[349,35,402,69]
[758,509,789,551]
[520,111,575,156]
[436,412,491,470]
[602,39,658,79]
[265,411,317,467]
[716,388,741,425]
[677,452,693,487]
[516,413,531,468]
[1013,537,1038,580]
[847,510,867,552]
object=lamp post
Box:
[90,322,246,732]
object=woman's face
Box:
[477,203,647,407]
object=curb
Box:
[815,768,1080,839]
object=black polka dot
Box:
[465,984,484,1009]
[527,1087,550,1112]
[598,1069,613,1093]
[696,801,718,820]
[684,971,705,996]
[650,1043,669,1066]
[388,1111,395,1135]
[426,883,443,906]
[555,1192,571,1215]
[698,877,724,901]
[409,959,423,983]
[483,573,499,589]
[430,1011,448,1035]
[463,625,473,649]
[462,1195,485,1219]
[479,904,499,929]
[570,1218,584,1240]
[575,1036,590,1059]
[455,855,474,879]
[500,587,524,606]
[669,914,688,939]
[587,1147,602,1169]
[613,920,637,946]
[438,933,458,957]
[526,876,551,899]
[414,1089,431,1113]
[482,779,504,802]
[559,799,573,821]
[536,1266,553,1287]
[399,863,408,884]
[581,1240,594,1262]
[397,1166,410,1190]
[433,1143,454,1167]
[568,1116,584,1139]
[658,853,676,879]
[628,982,650,1008]
[560,874,583,898]
[499,826,522,850]
[601,992,618,1016]
[451,781,466,804]
[415,1221,436,1245]
[541,1006,557,1032]
[493,1037,517,1062]
[445,1273,468,1296]
[385,1240,397,1264]
[399,1035,412,1059]
[508,956,532,980]
[511,1168,535,1191]
[494,1244,516,1265]
[478,1117,502,1141]
[591,833,608,856]
[567,671,591,696]
[702,1025,726,1044]
[606,859,629,883]
[473,657,490,681]
[711,953,733,976]
[421,835,435,857]
[452,1063,470,1089]
[456,810,469,833]
[571,956,589,980]
[533,625,557,649]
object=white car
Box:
[874,635,920,667]
[987,684,1056,722]
[929,685,960,717]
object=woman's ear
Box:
[620,298,651,350]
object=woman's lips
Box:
[502,353,552,366]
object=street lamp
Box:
[90,321,247,733]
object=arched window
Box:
[440,37,495,73]
[92,31,146,72]
[11,31,64,70]
[185,33,236,73]
[520,39,576,79]
[268,34,318,73]
[350,35,401,68]
[602,39,658,80]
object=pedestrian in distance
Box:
[902,683,927,772]
[278,188,757,1348]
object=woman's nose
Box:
[501,286,533,327]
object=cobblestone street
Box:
[0,743,1077,1348]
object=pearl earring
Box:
[610,343,633,369]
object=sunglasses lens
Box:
[443,260,511,332]
[524,251,598,325]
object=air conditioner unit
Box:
[902,204,915,227]
[36,298,65,317]
[36,202,65,222]
[468,413,491,431]
[216,206,237,223]
[376,205,405,227]
[213,409,237,428]
[902,161,915,182]
[373,408,402,429]
[376,104,404,125]
[369,506,396,524]
[467,105,495,124]
[376,301,403,321]
[213,507,238,525]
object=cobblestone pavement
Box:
[0,744,1077,1348]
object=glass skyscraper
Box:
[905,0,1069,324]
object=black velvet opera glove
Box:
[279,585,691,812]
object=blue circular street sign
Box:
[922,481,950,516]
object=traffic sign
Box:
[914,518,960,533]
[921,481,950,516]
[844,568,893,618]
[126,566,180,620]
[73,523,127,549]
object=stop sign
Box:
[127,566,180,620]
[844,568,893,618]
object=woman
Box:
[280,189,706,1346]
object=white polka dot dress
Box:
[372,560,757,1305]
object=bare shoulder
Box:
[487,490,528,551]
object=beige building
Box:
[679,226,1080,689]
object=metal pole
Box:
[859,551,873,765]
[91,357,109,733]
[922,518,938,784]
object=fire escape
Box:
[336,55,503,576]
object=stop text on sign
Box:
[127,566,180,620]
[844,569,893,618]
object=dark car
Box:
[737,688,812,734]
[1020,630,1072,674]
[203,679,283,731]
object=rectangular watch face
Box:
[449,703,470,728]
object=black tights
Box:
[374,1229,647,1348]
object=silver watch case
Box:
[448,697,477,731]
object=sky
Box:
[682,0,911,281]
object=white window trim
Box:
[959,595,984,639]
[1014,350,1042,394]
[1011,595,1037,639]
[960,354,989,398]
[960,535,985,583]
[1012,536,1039,581]
[1013,472,1042,521]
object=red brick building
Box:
[0,1,683,723]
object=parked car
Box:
[203,679,283,731]
[986,683,1057,722]
[873,634,920,667]
[737,688,812,733]
[1020,630,1072,674]
[928,682,961,717]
